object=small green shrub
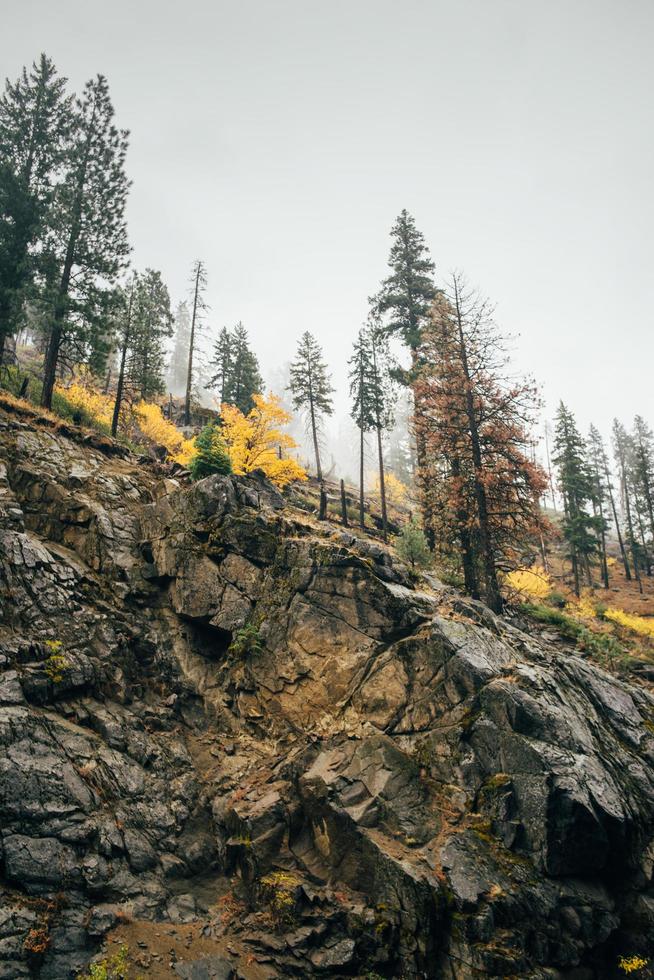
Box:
[519,602,582,640]
[228,623,263,658]
[395,518,431,570]
[76,944,137,980]
[189,422,232,480]
[546,590,567,609]
[43,642,69,683]
[577,626,630,671]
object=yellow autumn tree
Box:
[370,471,409,508]
[220,393,306,488]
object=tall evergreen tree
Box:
[208,326,233,404]
[40,74,130,407]
[288,331,334,482]
[184,260,207,425]
[167,301,191,395]
[613,419,643,592]
[208,322,262,413]
[587,424,610,588]
[375,209,436,354]
[228,322,263,414]
[553,404,599,596]
[632,415,654,545]
[127,269,173,402]
[348,319,396,538]
[0,54,72,365]
[374,209,436,543]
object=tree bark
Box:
[41,254,73,408]
[452,454,479,598]
[184,263,201,426]
[309,395,322,482]
[618,461,643,594]
[376,424,388,542]
[340,479,349,527]
[111,288,133,437]
[604,457,631,580]
[359,420,365,529]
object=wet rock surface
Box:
[1,407,654,978]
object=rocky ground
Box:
[1,404,654,979]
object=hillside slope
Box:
[1,406,654,979]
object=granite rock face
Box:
[1,408,654,978]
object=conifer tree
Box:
[208,326,233,404]
[183,260,207,424]
[587,424,610,588]
[374,210,436,543]
[0,54,72,365]
[613,419,643,592]
[632,415,654,544]
[189,422,232,480]
[288,331,334,482]
[376,209,436,354]
[228,322,263,414]
[208,323,262,414]
[348,320,396,538]
[40,74,130,408]
[167,301,191,395]
[127,269,173,402]
[553,404,599,596]
[416,282,547,609]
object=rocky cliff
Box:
[1,405,654,979]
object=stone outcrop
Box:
[1,405,654,978]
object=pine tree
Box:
[208,326,233,404]
[553,404,599,596]
[167,301,191,395]
[184,260,207,424]
[632,416,654,545]
[374,209,436,544]
[613,420,643,592]
[348,319,396,538]
[40,74,130,408]
[189,422,232,480]
[396,518,431,570]
[288,331,334,482]
[0,54,72,365]
[587,424,610,588]
[416,282,547,609]
[227,322,263,414]
[127,269,173,402]
[376,209,436,354]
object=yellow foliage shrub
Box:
[618,955,649,975]
[220,393,306,488]
[504,565,552,599]
[604,608,654,639]
[370,471,409,507]
[567,591,598,621]
[54,382,114,427]
[134,401,196,464]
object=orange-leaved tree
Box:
[415,276,549,612]
[220,392,306,488]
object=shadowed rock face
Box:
[1,409,654,979]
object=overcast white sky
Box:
[3,0,653,445]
